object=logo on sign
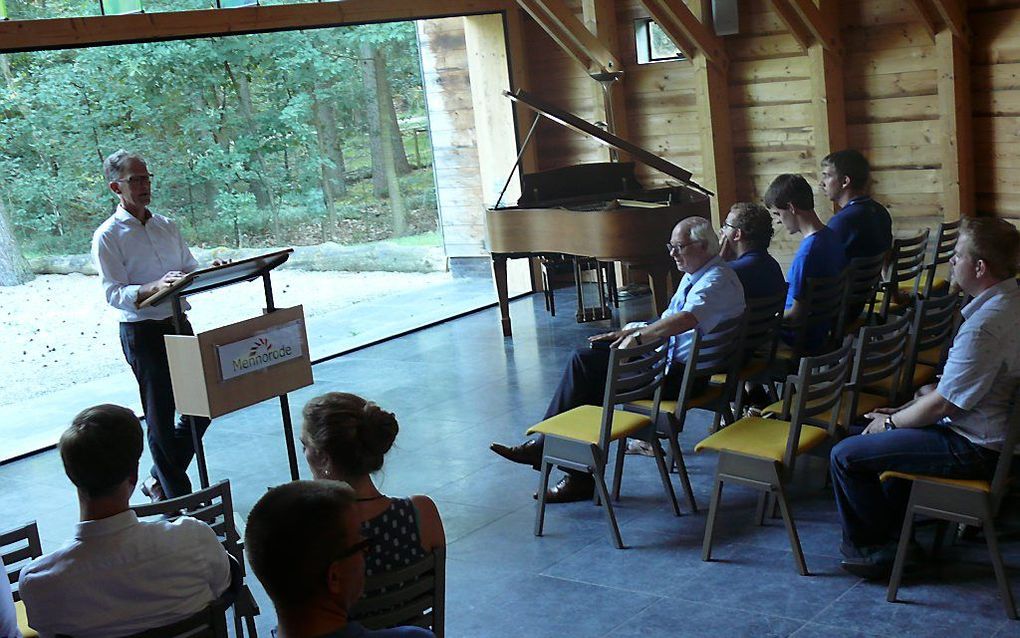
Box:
[218,321,304,381]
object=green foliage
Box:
[0,22,436,256]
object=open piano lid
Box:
[505,88,712,196]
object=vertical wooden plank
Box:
[503,5,540,174]
[936,28,973,220]
[808,0,845,214]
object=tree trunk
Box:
[0,197,33,286]
[376,67,407,237]
[372,48,411,176]
[359,42,388,198]
[311,92,338,242]
[226,62,280,239]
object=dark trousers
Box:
[534,346,695,476]
[120,319,211,498]
[829,425,997,550]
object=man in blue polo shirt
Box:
[720,202,786,300]
[765,174,847,354]
[821,149,893,260]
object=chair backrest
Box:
[601,337,670,451]
[742,287,788,364]
[119,596,231,638]
[782,338,855,468]
[351,546,446,638]
[991,386,1020,515]
[839,252,887,335]
[1,521,42,603]
[132,480,241,565]
[790,269,848,356]
[848,311,912,418]
[673,315,746,418]
[923,219,960,298]
[901,292,961,399]
[879,229,929,318]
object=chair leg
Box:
[701,472,725,562]
[931,521,950,558]
[983,518,1018,620]
[732,382,747,424]
[754,491,769,526]
[667,432,697,513]
[592,466,624,549]
[534,460,552,537]
[887,497,918,602]
[772,479,808,576]
[612,437,626,502]
[651,439,681,516]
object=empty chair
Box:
[696,339,854,574]
[884,386,1020,619]
[1,521,42,638]
[877,229,929,321]
[131,480,259,637]
[922,219,960,298]
[527,337,672,548]
[838,252,887,338]
[352,546,446,638]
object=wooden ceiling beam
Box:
[907,0,940,42]
[639,0,727,68]
[769,0,840,52]
[931,0,967,40]
[768,0,812,52]
[515,0,620,75]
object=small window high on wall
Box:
[634,18,685,64]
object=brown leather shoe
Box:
[535,474,596,503]
[140,477,166,503]
[490,438,542,469]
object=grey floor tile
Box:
[602,599,805,638]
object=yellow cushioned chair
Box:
[15,599,38,638]
[921,219,959,299]
[1,521,43,638]
[877,229,929,322]
[887,292,960,403]
[838,253,887,339]
[695,339,854,575]
[881,386,1020,619]
[528,337,673,549]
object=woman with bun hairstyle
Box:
[300,392,445,576]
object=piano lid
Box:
[505,89,712,195]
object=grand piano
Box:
[486,89,713,337]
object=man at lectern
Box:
[91,149,212,501]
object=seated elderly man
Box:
[831,217,1020,578]
[490,216,746,503]
[719,201,787,300]
[245,481,434,638]
[18,405,231,638]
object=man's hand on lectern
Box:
[135,270,185,306]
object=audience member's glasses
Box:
[666,241,697,255]
[721,222,741,232]
[116,173,154,185]
[335,536,375,561]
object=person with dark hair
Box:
[764,174,847,352]
[245,481,434,638]
[92,149,222,502]
[719,202,786,299]
[821,149,893,260]
[18,404,230,638]
[831,217,1020,579]
[301,393,445,579]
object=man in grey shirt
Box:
[830,217,1020,578]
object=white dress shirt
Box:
[0,555,20,638]
[91,206,199,322]
[18,511,231,638]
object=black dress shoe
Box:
[535,475,596,503]
[140,477,166,503]
[490,439,542,469]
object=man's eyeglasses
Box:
[666,241,698,255]
[115,173,154,185]
[335,536,375,561]
[721,222,741,232]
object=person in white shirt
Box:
[91,149,213,500]
[18,404,231,638]
[0,554,21,638]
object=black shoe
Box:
[140,477,166,503]
[840,541,923,580]
[490,439,542,470]
[534,475,596,503]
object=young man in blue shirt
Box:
[719,202,787,300]
[765,174,848,354]
[821,149,893,260]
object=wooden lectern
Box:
[140,249,312,488]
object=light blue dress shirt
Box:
[664,255,746,364]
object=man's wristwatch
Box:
[884,415,897,431]
[632,331,642,346]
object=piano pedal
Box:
[575,306,612,323]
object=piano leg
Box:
[492,255,512,337]
[647,266,673,315]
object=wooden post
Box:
[935,21,973,220]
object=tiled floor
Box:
[3,288,1020,637]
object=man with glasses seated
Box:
[18,405,232,638]
[719,202,787,300]
[765,174,847,354]
[245,481,434,638]
[91,149,217,501]
[490,216,746,503]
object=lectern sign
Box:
[217,320,305,381]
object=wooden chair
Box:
[622,315,747,512]
[778,270,849,363]
[695,339,854,575]
[877,229,929,321]
[119,592,232,638]
[527,337,672,549]
[838,252,887,338]
[352,546,446,638]
[884,386,1020,619]
[1,521,43,638]
[131,480,259,637]
[921,219,960,298]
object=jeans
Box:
[120,319,211,498]
[830,424,998,550]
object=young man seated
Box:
[764,174,848,354]
[245,480,435,638]
[719,201,787,300]
[831,217,1020,578]
[820,149,893,261]
[18,404,231,638]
